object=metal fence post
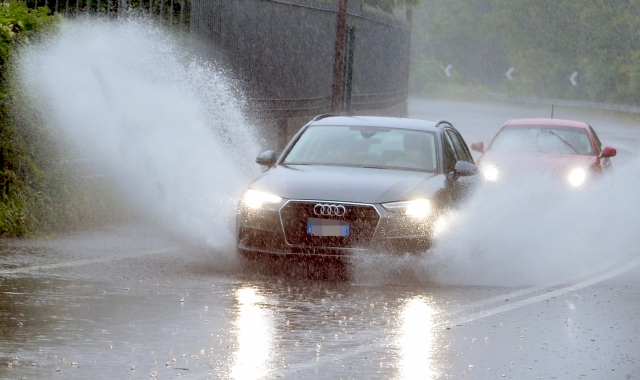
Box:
[331,0,348,113]
[170,0,174,29]
[180,0,184,33]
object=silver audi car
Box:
[236,115,479,258]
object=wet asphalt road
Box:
[1,99,640,379]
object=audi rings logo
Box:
[313,204,347,217]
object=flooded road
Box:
[2,99,640,379]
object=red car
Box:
[470,118,616,187]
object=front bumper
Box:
[236,199,435,258]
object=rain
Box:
[1,0,640,379]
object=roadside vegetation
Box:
[410,0,640,105]
[0,1,124,236]
[0,1,57,236]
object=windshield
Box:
[489,125,594,155]
[282,125,438,172]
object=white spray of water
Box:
[19,18,260,249]
[354,160,640,287]
[431,165,640,286]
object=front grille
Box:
[374,216,434,238]
[237,207,286,250]
[280,201,380,248]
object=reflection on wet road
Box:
[232,287,272,379]
[2,229,639,379]
[1,100,640,379]
[397,297,434,380]
[0,232,512,379]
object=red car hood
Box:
[478,152,597,175]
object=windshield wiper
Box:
[548,130,580,154]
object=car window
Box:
[489,125,595,155]
[283,125,438,172]
[442,131,457,174]
[446,130,474,163]
[589,125,602,155]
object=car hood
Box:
[248,165,447,204]
[478,152,597,174]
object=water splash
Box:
[427,163,640,286]
[18,17,260,249]
[352,161,640,287]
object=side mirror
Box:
[454,161,479,177]
[470,141,485,153]
[601,146,616,158]
[256,150,277,167]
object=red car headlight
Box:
[567,168,588,187]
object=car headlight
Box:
[242,189,282,209]
[567,168,588,187]
[382,199,431,218]
[481,164,499,181]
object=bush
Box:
[0,2,58,235]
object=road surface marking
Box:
[438,258,629,317]
[444,256,640,327]
[0,247,181,275]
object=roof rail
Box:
[311,114,336,121]
[435,120,452,127]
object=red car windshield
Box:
[489,125,594,155]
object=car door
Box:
[440,129,462,206]
[445,128,479,202]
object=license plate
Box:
[307,218,349,237]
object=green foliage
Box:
[0,1,58,236]
[619,50,640,99]
[0,2,54,70]
[0,181,30,236]
[410,0,640,104]
[363,0,418,13]
[487,0,629,100]
[410,0,506,96]
[0,0,166,237]
[2,79,128,236]
[0,1,131,236]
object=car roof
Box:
[308,115,442,132]
[503,118,589,130]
